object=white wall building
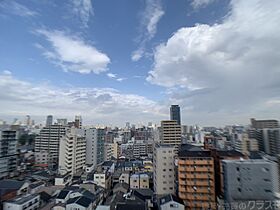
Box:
[153,144,176,195]
[58,128,86,176]
[223,159,280,203]
[3,194,40,210]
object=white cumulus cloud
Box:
[35,29,110,74]
[147,0,280,125]
[0,72,166,125]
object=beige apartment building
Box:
[58,128,86,176]
[153,144,176,195]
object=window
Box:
[236,167,240,172]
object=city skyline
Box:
[1,0,280,126]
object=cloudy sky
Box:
[0,0,279,126]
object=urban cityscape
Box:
[1,0,280,210]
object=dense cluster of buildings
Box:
[1,106,280,210]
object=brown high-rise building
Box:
[178,150,216,210]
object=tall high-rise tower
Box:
[170,105,181,125]
[46,115,53,126]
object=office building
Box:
[46,115,53,126]
[85,128,105,167]
[223,159,280,204]
[153,144,176,195]
[0,130,17,179]
[35,124,66,168]
[178,150,216,210]
[58,128,86,175]
[170,105,181,125]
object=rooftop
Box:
[5,194,39,205]
[178,150,212,158]
[0,180,26,190]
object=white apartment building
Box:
[94,170,111,189]
[223,159,280,203]
[153,144,176,195]
[35,124,66,168]
[58,128,86,176]
[3,194,40,210]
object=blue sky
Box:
[0,0,279,126]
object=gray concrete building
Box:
[223,159,280,204]
[0,130,17,179]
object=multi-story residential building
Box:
[132,140,153,158]
[74,115,82,129]
[0,130,17,179]
[94,169,111,189]
[3,194,40,210]
[35,124,66,169]
[104,141,119,161]
[178,150,216,210]
[251,118,279,129]
[58,128,86,176]
[153,144,176,195]
[85,128,105,167]
[170,105,181,125]
[130,173,149,189]
[234,134,259,155]
[160,120,181,152]
[255,128,280,156]
[223,159,280,205]
[34,151,48,168]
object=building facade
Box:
[0,130,17,179]
[85,128,105,168]
[35,124,66,169]
[223,159,280,203]
[160,120,182,151]
[178,150,216,210]
[153,144,176,195]
[170,105,181,125]
[58,128,86,176]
